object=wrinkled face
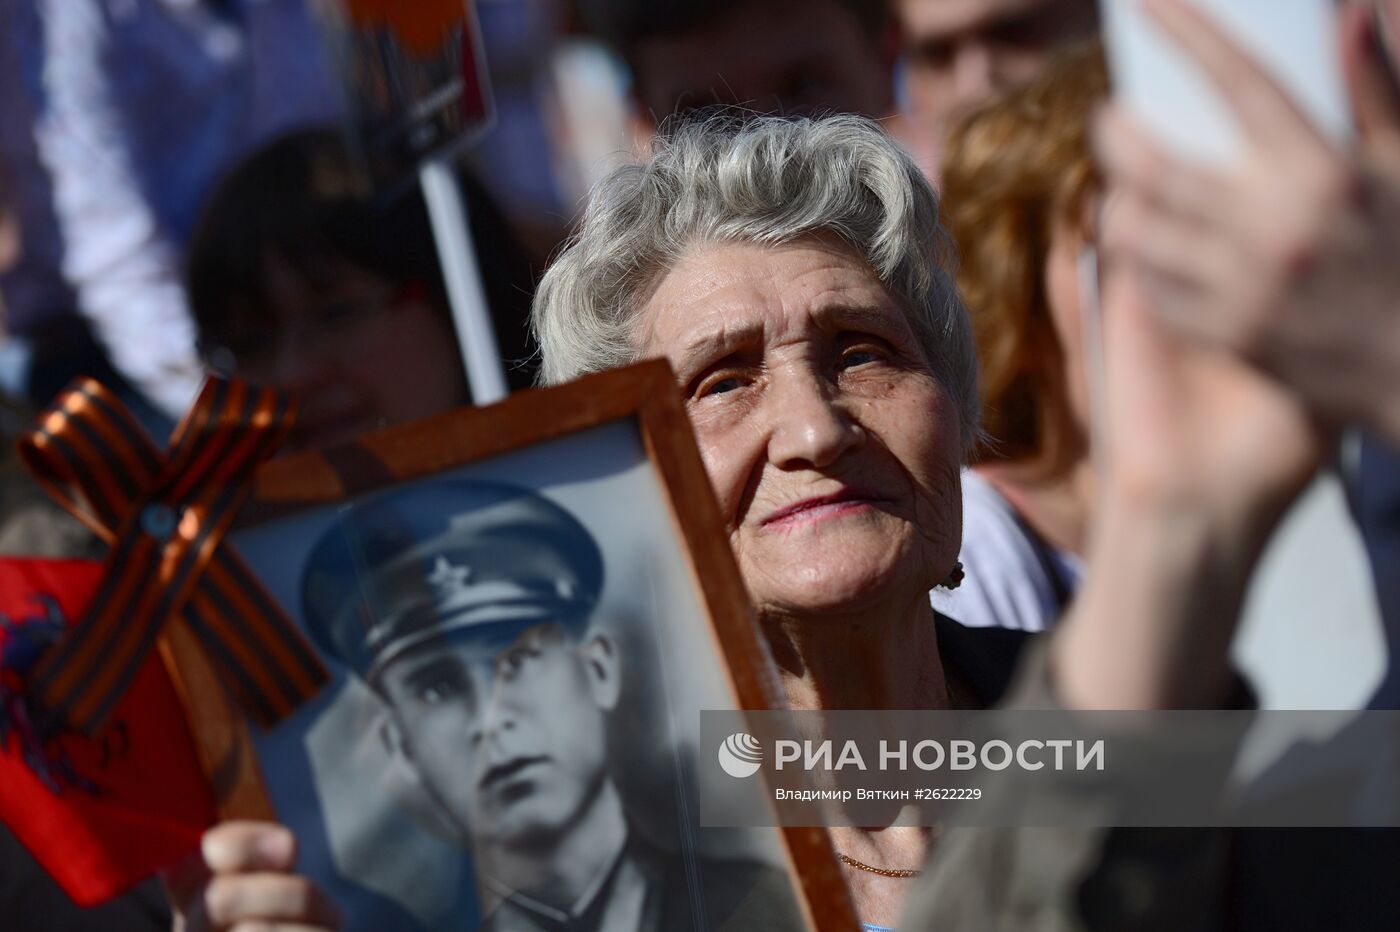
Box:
[631,0,893,123]
[377,622,614,851]
[638,237,963,617]
[201,256,467,450]
[898,0,1098,161]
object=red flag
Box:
[0,558,215,906]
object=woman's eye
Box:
[840,346,886,369]
[695,374,746,399]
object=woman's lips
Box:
[760,489,892,528]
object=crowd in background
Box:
[0,0,1102,573]
[0,0,1106,555]
[3,0,1400,929]
[0,0,1101,428]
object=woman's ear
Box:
[580,631,622,712]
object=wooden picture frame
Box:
[211,360,857,931]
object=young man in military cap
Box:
[302,478,798,930]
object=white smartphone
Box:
[1100,0,1353,164]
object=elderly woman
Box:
[181,103,1326,928]
[531,116,1000,924]
[180,115,1023,931]
[526,100,1325,930]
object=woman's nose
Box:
[766,370,864,470]
[952,40,996,104]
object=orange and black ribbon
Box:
[16,377,329,735]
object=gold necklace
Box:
[837,852,922,878]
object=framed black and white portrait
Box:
[212,361,855,931]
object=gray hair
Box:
[531,114,980,453]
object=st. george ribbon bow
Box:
[15,377,329,735]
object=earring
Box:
[941,561,964,590]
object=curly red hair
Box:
[941,41,1107,474]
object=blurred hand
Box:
[1095,263,1325,529]
[165,822,342,932]
[1050,265,1325,708]
[1095,0,1400,447]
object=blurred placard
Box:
[312,0,494,190]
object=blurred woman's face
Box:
[209,257,468,450]
[637,236,963,618]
